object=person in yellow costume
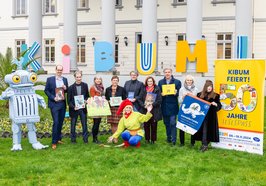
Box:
[108,99,152,147]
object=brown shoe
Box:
[52,144,57,150]
[57,140,64,144]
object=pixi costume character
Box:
[0,62,48,151]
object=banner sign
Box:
[176,94,211,135]
[213,59,265,155]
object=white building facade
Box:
[0,0,265,78]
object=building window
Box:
[43,0,56,14]
[77,0,89,10]
[14,0,27,16]
[77,36,86,63]
[211,0,235,5]
[15,39,26,58]
[135,0,143,9]
[44,39,55,63]
[115,0,123,9]
[172,0,187,7]
[176,33,186,41]
[216,33,232,59]
[115,36,119,64]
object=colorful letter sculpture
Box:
[21,42,42,72]
[0,59,48,151]
[61,44,70,74]
[237,36,248,59]
[136,43,156,75]
[176,40,208,72]
[94,42,114,71]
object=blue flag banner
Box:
[176,95,211,135]
[237,36,248,59]
[94,41,114,71]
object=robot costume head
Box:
[4,70,37,88]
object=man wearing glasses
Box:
[45,65,68,150]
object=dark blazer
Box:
[143,85,162,121]
[67,82,89,118]
[105,85,126,104]
[194,93,222,142]
[124,79,145,113]
[44,76,68,108]
[158,76,181,116]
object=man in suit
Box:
[45,65,68,150]
[123,71,145,113]
[67,70,89,143]
[158,68,181,146]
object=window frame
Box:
[43,0,57,15]
[15,39,26,58]
[216,33,233,59]
[13,0,28,17]
[211,0,235,5]
[115,0,123,10]
[44,38,55,64]
[172,0,187,7]
[77,36,86,64]
[77,0,90,11]
[176,33,186,41]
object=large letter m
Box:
[176,40,208,72]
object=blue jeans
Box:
[121,131,142,146]
[163,115,177,143]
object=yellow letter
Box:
[176,40,208,72]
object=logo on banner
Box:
[176,40,208,72]
[176,95,210,135]
[94,42,114,71]
[136,43,156,75]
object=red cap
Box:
[116,99,133,115]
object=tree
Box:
[0,48,16,93]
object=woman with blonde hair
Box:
[89,76,105,143]
[178,75,198,146]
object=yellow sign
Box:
[215,59,265,133]
[176,40,208,72]
[162,84,175,95]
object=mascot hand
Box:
[107,136,114,143]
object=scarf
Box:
[146,85,154,93]
[124,111,132,119]
[94,83,104,95]
[184,83,195,92]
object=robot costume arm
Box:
[0,87,14,100]
[36,94,47,109]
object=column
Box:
[142,0,157,43]
[235,0,253,58]
[64,0,77,71]
[186,0,203,72]
[101,0,115,51]
[29,0,42,65]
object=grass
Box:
[0,94,265,185]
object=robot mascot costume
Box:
[0,61,49,151]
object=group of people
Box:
[44,65,221,152]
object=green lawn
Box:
[0,95,265,185]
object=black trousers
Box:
[70,110,88,142]
[144,117,157,142]
[180,130,195,145]
[92,118,102,138]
